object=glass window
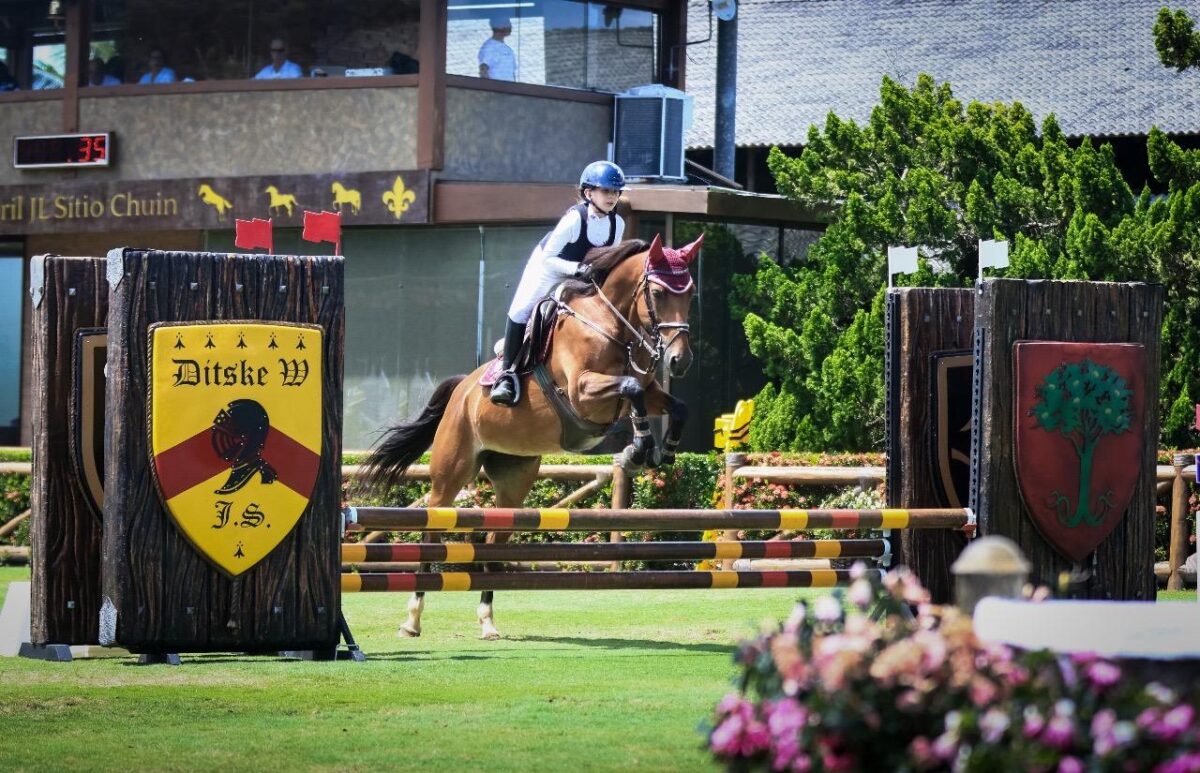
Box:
[0,250,22,445]
[448,0,659,92]
[88,0,420,86]
[0,1,67,90]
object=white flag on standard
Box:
[887,245,919,286]
[979,239,1009,270]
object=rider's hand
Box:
[573,263,594,283]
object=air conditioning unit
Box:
[613,85,693,183]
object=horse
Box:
[331,181,362,214]
[357,233,703,639]
[264,185,298,217]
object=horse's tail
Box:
[358,375,467,495]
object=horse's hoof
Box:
[397,625,421,638]
[480,629,502,641]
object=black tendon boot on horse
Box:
[490,317,525,406]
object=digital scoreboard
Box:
[13,133,112,169]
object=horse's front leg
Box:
[644,380,687,466]
[617,377,657,468]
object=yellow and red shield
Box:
[149,322,323,576]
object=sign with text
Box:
[149,321,323,577]
[0,169,428,234]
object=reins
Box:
[554,258,691,377]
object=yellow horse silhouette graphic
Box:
[382,175,416,220]
[331,182,362,215]
[197,184,233,219]
[264,185,298,217]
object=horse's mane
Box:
[559,239,649,301]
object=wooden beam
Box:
[417,0,447,170]
[61,0,88,132]
[434,181,574,223]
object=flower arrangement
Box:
[709,567,1200,772]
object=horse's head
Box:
[632,233,702,378]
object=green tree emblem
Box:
[1031,359,1133,527]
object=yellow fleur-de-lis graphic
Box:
[382,175,417,220]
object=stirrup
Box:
[489,372,520,405]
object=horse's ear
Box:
[647,233,665,262]
[677,233,704,264]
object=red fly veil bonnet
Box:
[645,233,701,293]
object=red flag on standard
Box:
[302,210,342,253]
[234,218,273,253]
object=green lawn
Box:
[1,566,1195,772]
[0,566,801,772]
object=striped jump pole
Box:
[340,539,891,564]
[344,507,972,533]
[342,568,875,593]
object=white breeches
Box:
[507,250,571,324]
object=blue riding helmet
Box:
[579,161,627,191]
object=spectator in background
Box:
[0,62,17,91]
[478,15,515,81]
[255,38,303,79]
[138,47,176,84]
[387,50,419,75]
[88,57,120,86]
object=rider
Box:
[489,160,627,406]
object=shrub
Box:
[708,570,1200,771]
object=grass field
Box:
[1,567,1195,772]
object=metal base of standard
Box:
[18,642,72,662]
[137,652,181,666]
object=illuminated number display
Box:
[13,133,112,169]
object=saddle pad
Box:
[479,357,504,387]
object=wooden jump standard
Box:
[341,538,891,564]
[344,507,972,533]
[342,568,875,593]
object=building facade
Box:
[0,0,822,451]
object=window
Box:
[0,249,22,445]
[0,2,67,90]
[448,0,660,92]
[87,0,420,86]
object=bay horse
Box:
[358,233,702,639]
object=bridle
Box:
[554,259,692,377]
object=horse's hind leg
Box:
[398,441,483,638]
[478,453,542,641]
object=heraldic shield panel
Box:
[149,322,323,576]
[1014,341,1145,564]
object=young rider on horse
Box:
[489,160,627,406]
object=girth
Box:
[531,364,612,453]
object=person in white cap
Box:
[478,15,516,81]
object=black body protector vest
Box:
[541,203,617,262]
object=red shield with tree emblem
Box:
[1013,342,1145,563]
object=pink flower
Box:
[1041,714,1076,751]
[813,595,842,624]
[980,708,1010,743]
[710,708,770,758]
[1151,704,1195,743]
[909,736,939,770]
[849,561,868,580]
[931,731,959,762]
[847,578,873,608]
[1154,753,1200,773]
[1058,757,1084,773]
[1085,660,1122,689]
[1023,707,1046,738]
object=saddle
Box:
[479,293,612,452]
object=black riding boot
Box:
[489,317,526,406]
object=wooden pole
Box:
[0,509,29,539]
[1167,453,1192,591]
[609,462,631,570]
[349,507,970,533]
[343,568,871,593]
[341,538,889,564]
